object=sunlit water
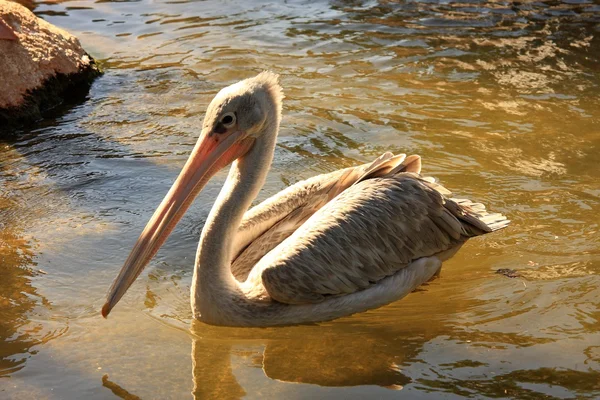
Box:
[1,0,599,398]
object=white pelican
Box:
[102,72,508,327]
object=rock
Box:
[0,0,101,135]
[0,17,17,39]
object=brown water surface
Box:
[1,0,599,398]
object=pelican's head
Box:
[203,71,283,141]
[101,72,283,318]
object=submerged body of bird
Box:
[102,72,509,327]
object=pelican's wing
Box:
[245,173,508,304]
[231,153,422,280]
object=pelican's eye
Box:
[220,112,236,128]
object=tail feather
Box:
[408,168,509,235]
[353,152,509,235]
[447,197,510,234]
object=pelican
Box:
[102,72,508,327]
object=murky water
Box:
[1,0,599,398]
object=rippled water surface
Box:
[2,0,600,398]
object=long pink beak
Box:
[102,129,255,317]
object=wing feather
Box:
[242,172,507,305]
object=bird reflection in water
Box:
[189,321,411,399]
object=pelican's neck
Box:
[191,119,278,321]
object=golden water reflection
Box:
[0,154,59,379]
[0,215,41,378]
[190,321,412,398]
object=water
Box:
[1,0,599,398]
